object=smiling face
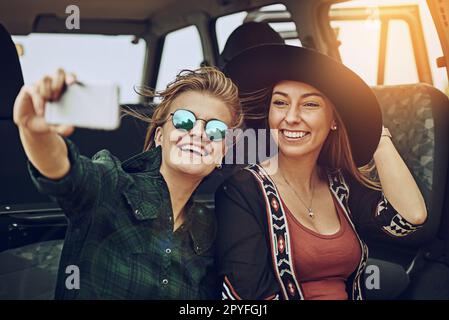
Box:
[268,80,337,160]
[154,90,232,178]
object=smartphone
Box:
[45,83,121,130]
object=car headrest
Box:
[0,23,24,119]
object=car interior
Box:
[0,0,448,299]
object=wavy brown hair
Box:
[123,67,243,151]
[240,87,381,190]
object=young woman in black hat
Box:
[215,24,427,300]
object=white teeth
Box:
[282,130,309,139]
[180,144,206,156]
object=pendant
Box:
[308,209,314,218]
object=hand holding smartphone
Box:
[45,82,121,130]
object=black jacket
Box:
[215,164,424,300]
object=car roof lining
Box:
[0,0,339,37]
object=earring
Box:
[216,163,222,170]
[331,125,337,130]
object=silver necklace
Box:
[279,170,316,219]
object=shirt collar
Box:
[121,145,162,175]
[121,146,164,221]
[121,146,216,250]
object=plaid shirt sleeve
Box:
[28,137,123,222]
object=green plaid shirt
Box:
[28,138,219,299]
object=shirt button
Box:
[165,248,171,254]
[162,279,169,285]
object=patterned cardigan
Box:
[215,164,424,300]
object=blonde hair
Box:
[241,87,381,190]
[123,67,243,151]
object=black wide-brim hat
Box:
[223,44,382,167]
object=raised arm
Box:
[13,68,74,179]
[13,69,122,220]
[373,127,427,225]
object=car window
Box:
[216,11,247,53]
[12,34,146,104]
[215,3,302,54]
[384,19,419,84]
[155,25,204,92]
[331,19,382,85]
[330,0,448,93]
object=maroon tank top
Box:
[282,193,362,300]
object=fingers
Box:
[52,68,66,101]
[34,74,53,118]
[37,75,52,101]
[18,85,50,132]
[25,114,51,133]
[38,69,70,102]
[66,72,77,86]
[51,125,75,137]
[12,86,33,126]
[27,85,46,117]
[61,125,75,137]
[34,68,69,114]
[12,85,46,130]
[14,69,78,134]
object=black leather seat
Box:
[370,83,449,298]
[372,83,449,248]
[0,24,23,120]
[0,23,59,299]
[0,23,45,205]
